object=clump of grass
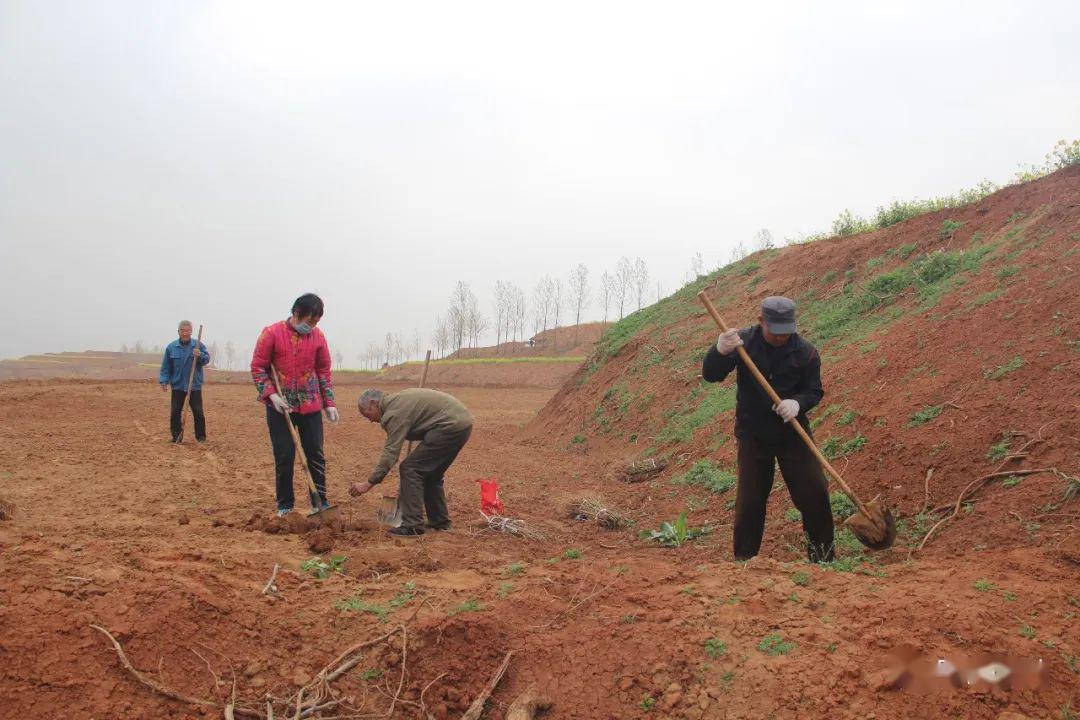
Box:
[835,410,856,427]
[907,405,943,427]
[704,638,728,658]
[784,507,802,522]
[829,492,856,520]
[503,562,525,576]
[301,555,347,579]
[562,548,583,560]
[1019,625,1036,640]
[449,598,486,615]
[758,633,796,656]
[1002,476,1022,488]
[791,570,811,586]
[987,439,1011,462]
[985,356,1023,380]
[973,579,997,592]
[841,435,867,455]
[671,459,737,494]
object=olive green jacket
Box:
[368,388,473,484]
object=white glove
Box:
[325,407,340,423]
[269,393,292,414]
[774,399,800,423]
[716,329,743,355]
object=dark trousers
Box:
[398,425,472,530]
[170,390,206,441]
[734,430,835,563]
[266,406,326,511]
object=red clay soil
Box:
[0,377,1077,719]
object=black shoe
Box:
[425,521,452,531]
[170,437,181,444]
[387,526,425,537]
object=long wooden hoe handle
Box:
[696,291,873,517]
[269,364,313,477]
[406,350,434,455]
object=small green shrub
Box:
[562,548,583,560]
[940,219,964,239]
[791,570,811,586]
[641,512,709,547]
[1002,476,1022,488]
[835,410,856,427]
[784,507,802,522]
[973,579,996,592]
[758,633,797,656]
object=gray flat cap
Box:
[761,296,797,334]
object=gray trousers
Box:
[398,425,472,529]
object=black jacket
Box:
[701,325,824,442]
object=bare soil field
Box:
[1,379,1076,720]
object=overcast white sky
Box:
[1,0,1077,364]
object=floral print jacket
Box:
[250,320,335,415]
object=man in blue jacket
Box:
[159,320,211,443]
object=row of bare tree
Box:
[126,242,787,370]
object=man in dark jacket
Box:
[702,296,834,562]
[349,388,474,537]
[158,320,211,443]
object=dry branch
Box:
[90,624,264,719]
[920,467,935,514]
[461,651,514,720]
[911,468,1054,558]
[262,564,280,596]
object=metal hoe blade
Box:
[377,495,402,528]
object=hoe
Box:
[270,365,339,524]
[697,291,896,550]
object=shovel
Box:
[697,292,896,550]
[377,349,433,528]
[175,324,203,443]
[270,365,339,524]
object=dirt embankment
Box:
[446,322,607,360]
[527,165,1080,564]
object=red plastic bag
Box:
[476,478,504,515]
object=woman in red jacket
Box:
[250,293,339,516]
